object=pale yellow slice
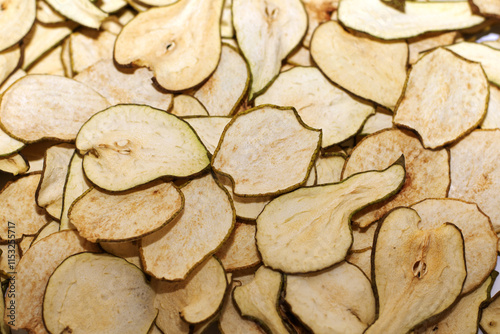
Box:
[45,0,108,28]
[70,28,117,74]
[301,0,337,47]
[171,95,208,117]
[216,222,261,272]
[36,0,65,24]
[480,291,500,334]
[183,116,231,155]
[0,0,36,52]
[408,31,458,64]
[0,154,29,175]
[481,85,500,129]
[27,45,65,76]
[0,45,21,86]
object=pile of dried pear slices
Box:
[1,0,500,333]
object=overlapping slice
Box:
[45,0,108,28]
[286,261,375,334]
[101,240,142,269]
[5,230,100,334]
[256,158,405,273]
[70,28,116,74]
[480,291,500,334]
[216,222,261,272]
[36,0,65,24]
[140,173,234,280]
[0,0,36,52]
[255,66,374,147]
[301,0,337,48]
[311,21,407,110]
[365,207,467,334]
[0,45,21,85]
[171,95,208,117]
[471,0,500,18]
[232,0,307,99]
[153,256,227,333]
[408,32,459,64]
[27,45,65,76]
[0,75,110,143]
[43,253,156,334]
[394,47,489,149]
[114,0,223,91]
[0,154,29,175]
[481,85,500,129]
[342,129,450,228]
[315,153,345,185]
[337,0,484,40]
[183,116,231,155]
[76,104,210,191]
[351,222,378,253]
[212,105,321,197]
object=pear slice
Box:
[342,129,450,228]
[98,0,128,13]
[408,32,459,65]
[100,240,142,269]
[314,153,345,185]
[360,108,393,136]
[0,75,110,143]
[366,207,466,334]
[140,174,234,280]
[36,0,65,24]
[45,0,108,28]
[256,158,405,273]
[69,180,183,242]
[27,45,65,76]
[136,0,178,5]
[221,0,234,38]
[256,66,374,147]
[43,253,156,334]
[346,248,372,280]
[480,290,500,334]
[301,0,337,48]
[171,95,209,117]
[481,85,500,129]
[394,48,489,149]
[183,116,231,155]
[114,0,223,91]
[310,21,407,110]
[0,154,29,175]
[337,0,484,40]
[0,45,21,86]
[0,0,36,52]
[351,222,378,253]
[287,46,313,67]
[69,28,117,74]
[5,230,100,334]
[0,69,25,94]
[76,104,210,191]
[153,256,227,333]
[193,44,249,116]
[232,0,307,99]
[285,261,376,334]
[470,0,500,18]
[31,220,59,245]
[216,221,261,272]
[212,105,321,197]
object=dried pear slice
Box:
[311,21,407,110]
[36,0,65,24]
[70,28,116,74]
[183,116,231,155]
[114,0,223,91]
[138,0,177,5]
[0,132,24,158]
[342,129,450,228]
[31,220,59,245]
[394,48,488,149]
[0,46,21,86]
[76,104,210,191]
[255,66,374,147]
[256,158,405,273]
[285,261,375,334]
[27,45,64,76]
[366,207,467,334]
[5,230,100,334]
[194,44,249,116]
[18,235,35,256]
[351,222,378,253]
[414,274,493,334]
[153,256,227,333]
[346,248,372,280]
[233,265,288,334]
[449,129,500,232]
[212,105,321,197]
[0,174,50,241]
[171,95,209,117]
[0,242,20,278]
[69,180,183,242]
[408,32,458,64]
[286,46,313,67]
[216,222,261,272]
[0,69,25,94]
[471,0,500,18]
[98,0,128,12]
[45,0,108,29]
[411,198,497,294]
[221,0,234,38]
[0,75,110,143]
[315,153,345,185]
[481,85,500,129]
[36,143,74,219]
[337,0,484,40]
[100,240,142,269]
[0,154,29,175]
[0,0,36,52]
[74,59,173,110]
[43,253,156,334]
[140,174,234,280]
[19,141,55,173]
[446,42,500,87]
[232,0,307,99]
[301,0,337,48]
[360,108,393,136]
[480,290,500,334]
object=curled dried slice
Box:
[69,180,183,242]
[342,129,450,228]
[194,44,249,116]
[411,198,497,294]
[212,105,321,197]
[45,0,108,28]
[256,159,405,273]
[255,66,374,147]
[232,0,307,99]
[0,46,21,86]
[0,0,36,52]
[76,104,210,191]
[114,0,223,91]
[36,143,74,219]
[171,95,209,117]
[141,174,234,280]
[311,21,407,110]
[394,48,488,149]
[449,130,500,232]
[216,222,261,272]
[481,85,500,129]
[183,116,231,155]
[0,173,49,240]
[74,59,173,111]
[153,256,227,333]
[43,253,156,334]
[285,262,375,334]
[337,0,484,40]
[0,75,110,143]
[0,154,28,175]
[366,207,466,334]
[480,290,500,334]
[5,230,100,334]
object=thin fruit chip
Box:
[408,32,459,65]
[481,85,500,129]
[0,154,29,176]
[171,95,209,117]
[0,0,36,52]
[183,116,231,155]
[480,290,500,334]
[44,0,108,29]
[70,28,116,74]
[301,0,337,48]
[216,221,261,272]
[0,45,21,86]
